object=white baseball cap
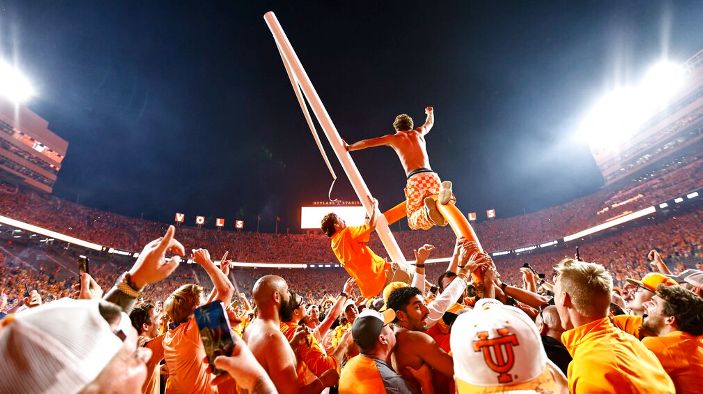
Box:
[0,298,127,393]
[450,298,568,393]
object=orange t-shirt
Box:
[331,224,387,298]
[139,334,165,394]
[642,331,703,394]
[163,317,217,394]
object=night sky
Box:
[2,1,702,232]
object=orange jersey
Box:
[331,224,387,298]
[642,331,703,394]
[562,317,675,394]
[280,321,337,385]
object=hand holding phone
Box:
[195,301,236,375]
[78,255,90,276]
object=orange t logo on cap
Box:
[473,328,519,383]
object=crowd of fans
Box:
[1,152,702,393]
[2,216,701,393]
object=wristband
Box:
[339,292,349,298]
[414,264,425,268]
[500,282,508,292]
[117,273,143,298]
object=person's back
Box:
[562,317,674,393]
[386,130,430,176]
[330,224,387,298]
[163,317,215,394]
[245,316,297,375]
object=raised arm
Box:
[317,278,355,337]
[193,249,234,305]
[345,134,395,152]
[418,106,434,135]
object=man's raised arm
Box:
[345,134,394,152]
[418,106,434,135]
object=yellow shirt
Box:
[642,331,703,394]
[331,224,387,298]
[562,317,675,394]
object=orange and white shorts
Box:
[404,170,454,230]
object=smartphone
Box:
[78,255,90,276]
[24,284,30,298]
[194,301,236,375]
[575,247,581,261]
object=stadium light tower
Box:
[0,61,35,103]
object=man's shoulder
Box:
[398,329,435,345]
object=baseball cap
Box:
[380,281,407,311]
[451,298,568,393]
[343,299,357,311]
[684,270,703,288]
[626,272,677,292]
[0,298,127,394]
[351,308,396,350]
[667,269,700,283]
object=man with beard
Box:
[245,275,337,394]
[639,285,703,394]
[613,272,677,339]
[387,286,454,393]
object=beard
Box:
[279,296,295,322]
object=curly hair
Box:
[656,284,703,335]
[387,286,422,322]
[393,114,414,131]
[321,213,339,237]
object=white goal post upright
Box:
[264,11,407,266]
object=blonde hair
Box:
[164,284,203,324]
[554,258,612,317]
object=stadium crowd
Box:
[1,151,703,393]
[1,191,703,393]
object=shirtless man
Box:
[244,275,336,394]
[346,106,454,229]
[386,286,455,393]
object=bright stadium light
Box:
[576,59,686,151]
[0,61,35,103]
[641,61,685,108]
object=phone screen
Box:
[78,255,90,276]
[194,301,236,375]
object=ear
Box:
[665,315,676,328]
[396,309,407,323]
[273,291,281,304]
[561,292,572,308]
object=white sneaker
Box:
[439,181,452,205]
[424,196,447,226]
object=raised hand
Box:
[414,244,436,261]
[343,278,356,295]
[79,272,104,300]
[128,225,185,289]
